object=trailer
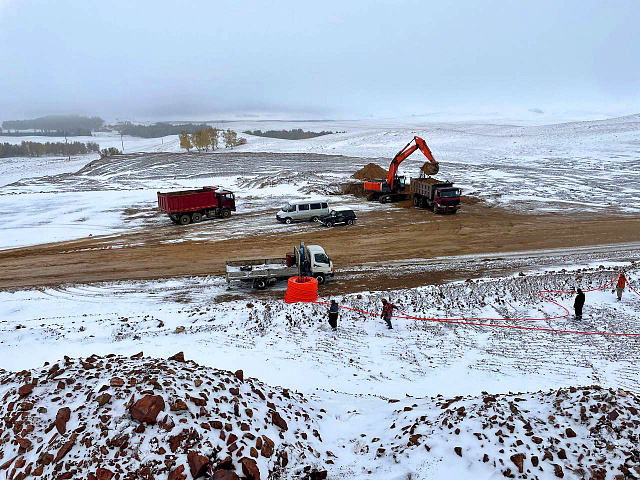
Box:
[226,242,334,289]
[410,178,461,214]
[157,186,236,225]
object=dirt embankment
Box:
[1,200,640,291]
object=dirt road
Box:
[2,199,640,291]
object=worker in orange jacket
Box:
[616,273,627,301]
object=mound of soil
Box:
[412,177,441,185]
[0,353,327,479]
[379,386,640,479]
[352,163,388,180]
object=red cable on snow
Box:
[313,274,640,337]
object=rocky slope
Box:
[367,386,640,479]
[0,353,329,480]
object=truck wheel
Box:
[284,217,292,225]
[314,273,325,285]
[191,212,202,223]
[179,214,191,225]
[253,279,267,290]
[413,196,419,207]
[433,205,439,214]
[347,219,354,226]
[325,221,333,228]
[221,209,231,218]
[311,216,319,222]
[169,214,180,224]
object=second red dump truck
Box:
[410,178,461,214]
[157,186,236,225]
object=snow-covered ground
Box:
[2,116,640,477]
[1,259,639,478]
[1,115,639,249]
[2,260,638,395]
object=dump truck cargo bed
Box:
[157,187,220,213]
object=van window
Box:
[299,204,310,211]
[283,204,296,212]
[310,203,321,210]
[322,202,328,209]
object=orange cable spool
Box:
[284,276,318,303]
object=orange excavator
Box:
[364,136,439,203]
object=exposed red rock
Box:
[240,457,260,480]
[130,395,165,423]
[187,451,209,478]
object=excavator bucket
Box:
[420,161,439,176]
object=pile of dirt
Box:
[340,182,366,197]
[412,177,441,184]
[0,353,328,479]
[377,386,640,479]
[351,163,388,180]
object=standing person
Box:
[616,273,627,301]
[328,300,339,331]
[574,288,585,320]
[381,299,395,330]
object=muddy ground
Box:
[2,198,640,293]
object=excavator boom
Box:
[386,136,438,185]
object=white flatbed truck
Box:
[225,243,334,289]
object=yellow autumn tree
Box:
[179,131,192,151]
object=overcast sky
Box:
[1,0,639,121]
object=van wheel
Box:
[314,273,325,285]
[285,217,292,225]
[347,219,354,225]
[221,208,231,218]
[191,212,202,223]
[253,279,267,290]
[179,214,191,225]
[311,216,319,222]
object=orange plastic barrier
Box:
[284,276,318,303]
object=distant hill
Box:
[2,115,104,134]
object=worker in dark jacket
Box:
[381,299,395,330]
[328,300,339,331]
[574,288,585,320]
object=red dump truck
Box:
[410,178,461,214]
[157,186,236,225]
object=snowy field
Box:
[1,114,639,249]
[0,259,639,478]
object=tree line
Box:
[114,122,211,138]
[0,141,100,158]
[243,128,337,140]
[179,128,247,152]
[1,115,104,134]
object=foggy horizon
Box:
[1,0,639,122]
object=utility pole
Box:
[120,132,124,153]
[65,131,70,161]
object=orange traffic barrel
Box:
[284,276,318,303]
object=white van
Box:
[276,199,330,224]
